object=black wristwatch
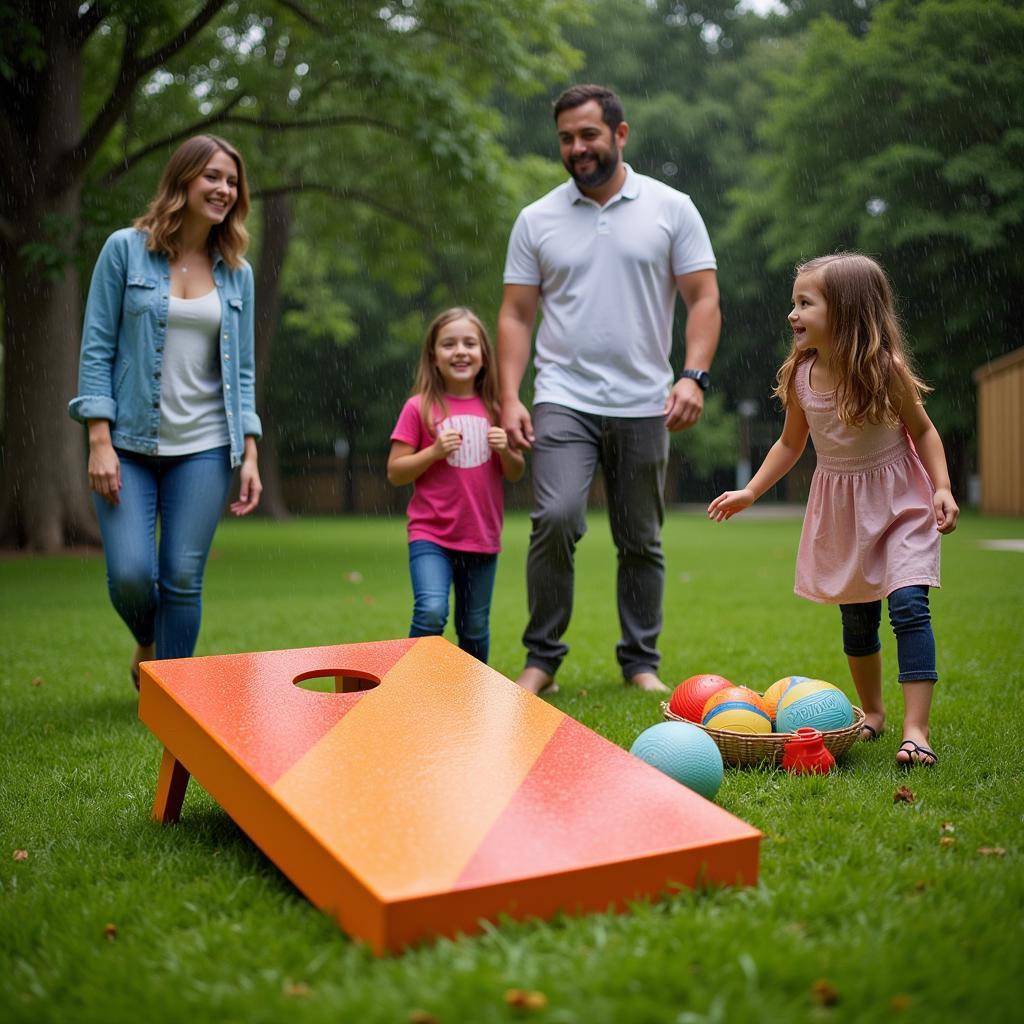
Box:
[681,369,710,391]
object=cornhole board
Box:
[138,636,760,954]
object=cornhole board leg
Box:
[152,746,190,823]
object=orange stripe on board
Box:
[455,716,761,888]
[272,636,563,899]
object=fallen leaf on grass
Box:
[103,923,117,941]
[31,677,44,687]
[284,982,309,997]
[889,994,912,1011]
[977,847,1006,857]
[408,1011,438,1024]
[812,979,840,1006]
[13,850,28,861]
[578,689,589,698]
[894,786,914,803]
[504,989,548,1011]
[940,821,955,834]
[913,879,929,891]
[939,836,955,847]
[363,595,376,605]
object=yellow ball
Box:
[702,686,773,734]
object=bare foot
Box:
[516,666,558,696]
[131,642,155,691]
[626,672,669,693]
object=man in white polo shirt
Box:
[498,84,721,695]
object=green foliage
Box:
[727,0,1024,440]
[2,512,1023,1021]
[670,392,738,478]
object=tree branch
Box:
[272,0,328,32]
[72,2,115,47]
[103,109,403,185]
[50,0,228,194]
[102,94,247,185]
[253,182,430,237]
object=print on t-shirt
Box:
[440,414,490,469]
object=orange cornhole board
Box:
[138,637,760,954]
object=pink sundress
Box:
[793,357,940,605]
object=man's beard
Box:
[566,146,620,189]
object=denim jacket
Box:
[69,228,262,468]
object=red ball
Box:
[669,674,733,722]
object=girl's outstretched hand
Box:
[707,488,755,522]
[933,488,959,534]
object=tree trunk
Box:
[253,192,291,519]
[0,10,96,551]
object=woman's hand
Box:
[230,440,262,516]
[707,488,755,522]
[87,422,121,505]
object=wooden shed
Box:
[974,347,1024,516]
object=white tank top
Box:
[158,289,231,455]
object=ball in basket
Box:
[761,676,810,721]
[668,674,733,723]
[630,721,724,799]
[775,679,854,734]
[701,687,773,735]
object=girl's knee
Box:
[888,586,931,633]
[412,597,448,634]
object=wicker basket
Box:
[660,702,865,768]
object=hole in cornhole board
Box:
[292,670,381,694]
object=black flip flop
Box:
[859,723,880,742]
[896,739,938,768]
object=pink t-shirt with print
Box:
[390,394,505,553]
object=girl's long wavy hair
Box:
[774,252,930,425]
[133,135,250,268]
[412,308,498,433]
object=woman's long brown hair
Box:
[134,135,250,268]
[774,252,930,425]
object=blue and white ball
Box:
[775,679,854,733]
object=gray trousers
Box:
[523,403,668,679]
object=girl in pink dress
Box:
[708,253,958,768]
[388,309,525,663]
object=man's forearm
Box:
[682,293,721,371]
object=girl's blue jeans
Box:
[93,446,233,660]
[408,540,498,664]
[839,585,938,682]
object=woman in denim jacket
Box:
[69,135,262,687]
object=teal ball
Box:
[629,721,724,800]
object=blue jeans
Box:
[408,540,498,663]
[839,585,938,682]
[93,446,233,660]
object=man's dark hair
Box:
[552,84,624,133]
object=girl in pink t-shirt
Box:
[708,254,958,769]
[388,308,525,663]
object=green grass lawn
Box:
[2,510,1023,1023]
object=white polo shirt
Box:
[503,164,716,417]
